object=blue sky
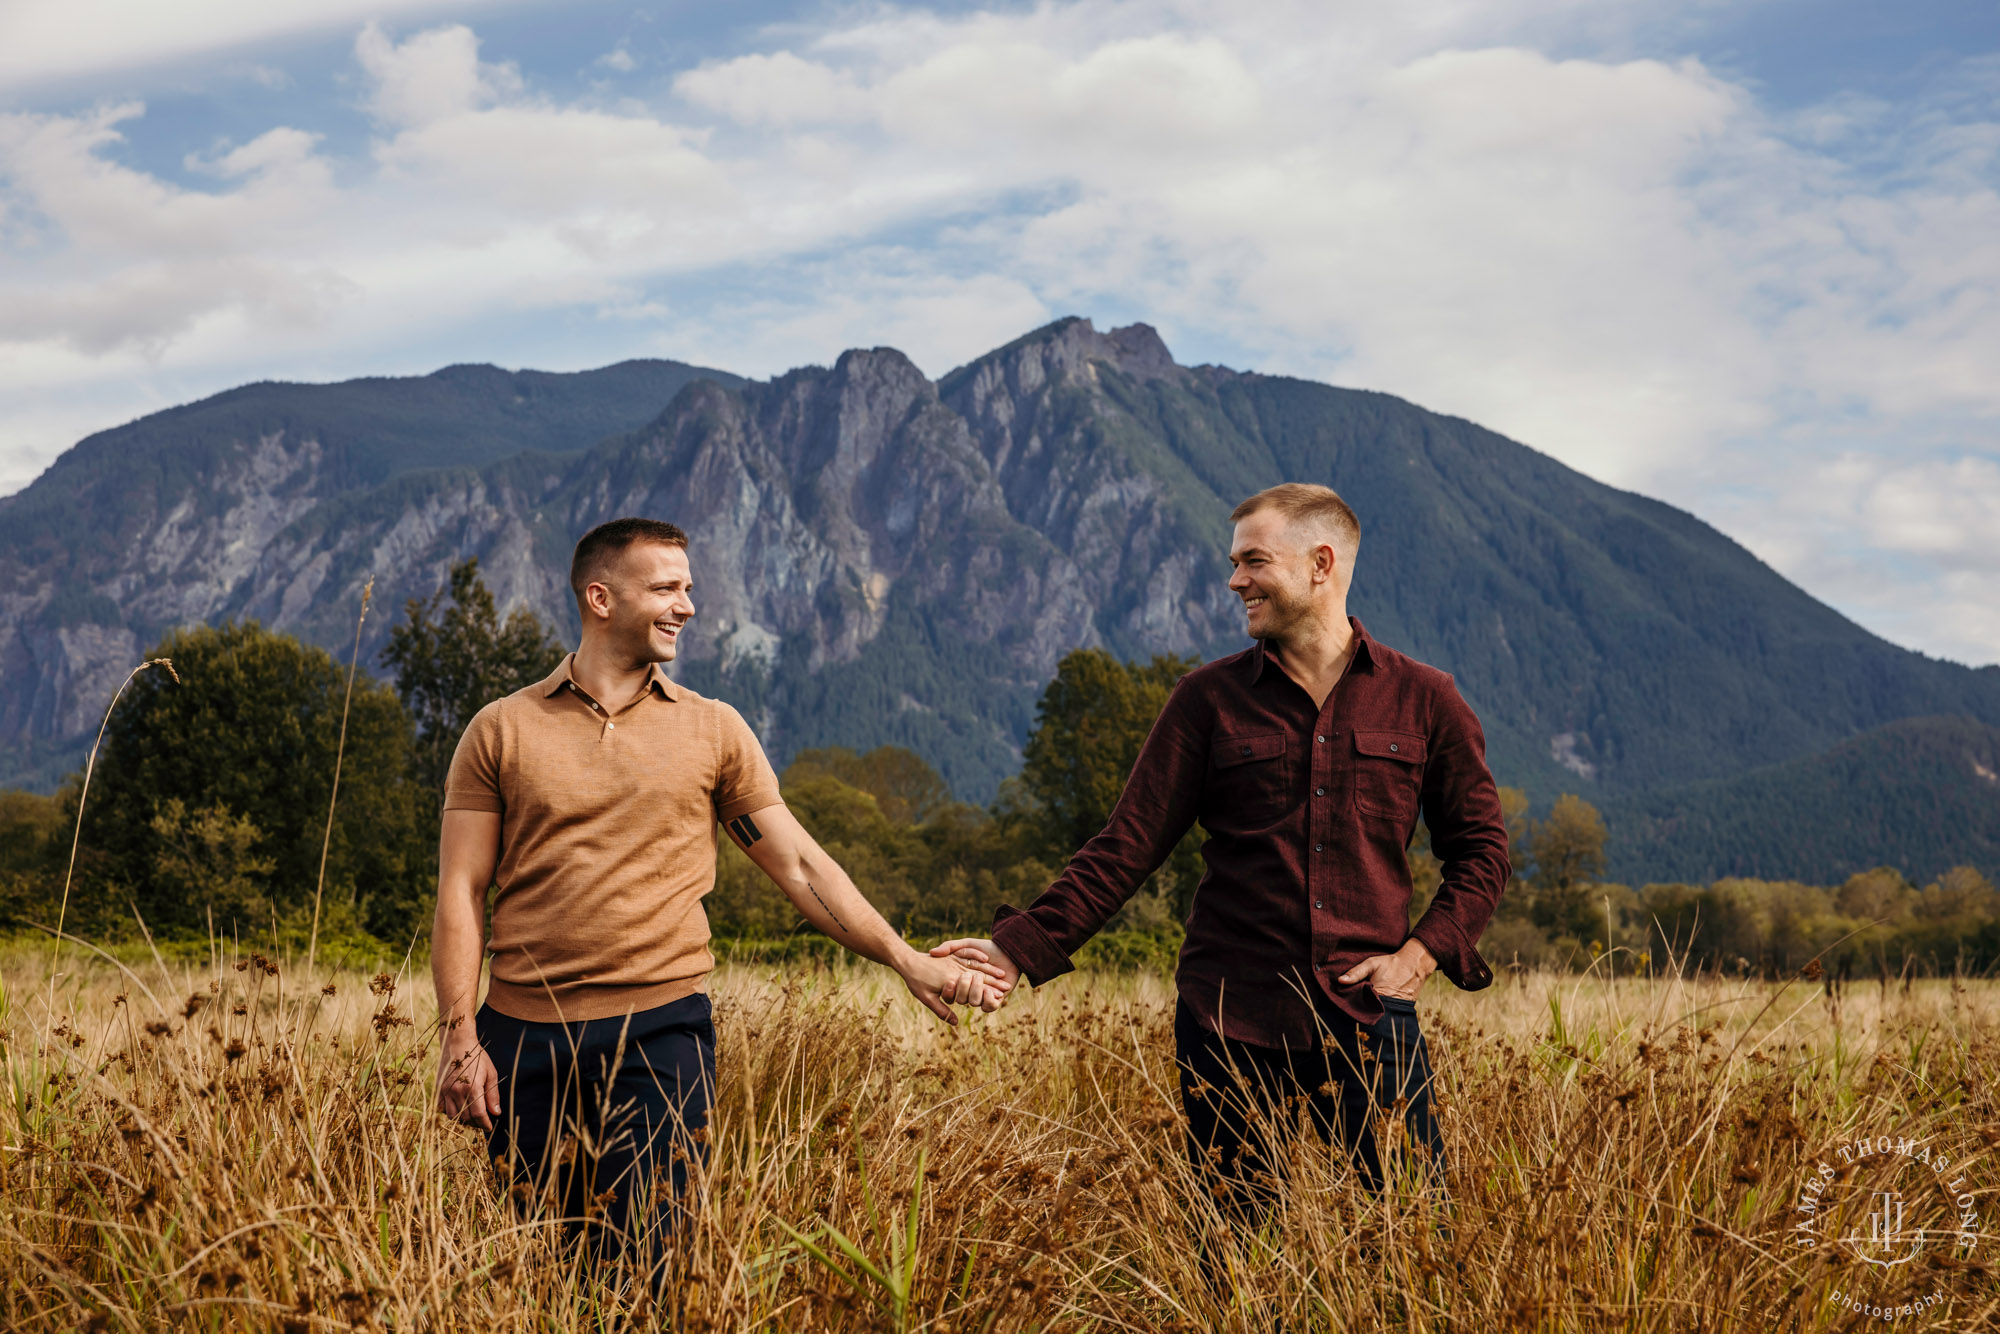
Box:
[3,0,1998,663]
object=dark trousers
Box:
[477,992,715,1268]
[1176,993,1443,1213]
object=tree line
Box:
[0,560,1994,975]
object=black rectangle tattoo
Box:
[737,812,763,844]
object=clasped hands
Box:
[920,934,1440,1013]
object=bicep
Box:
[438,809,501,900]
[724,802,815,882]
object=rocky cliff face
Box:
[0,324,1226,795]
[4,317,1998,830]
[0,357,735,782]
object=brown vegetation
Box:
[3,943,1995,1330]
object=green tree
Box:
[1019,647,1204,921]
[381,557,568,800]
[1526,792,1608,941]
[785,746,952,825]
[80,621,429,942]
[148,799,277,929]
[1834,866,1918,925]
[0,788,68,930]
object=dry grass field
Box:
[2,940,1996,1331]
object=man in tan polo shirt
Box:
[431,516,1001,1270]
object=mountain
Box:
[0,358,738,784]
[0,318,1994,882]
[1602,716,2000,886]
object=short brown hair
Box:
[1230,483,1360,555]
[570,517,689,610]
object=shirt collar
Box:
[538,651,682,703]
[1247,616,1376,684]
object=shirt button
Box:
[1316,735,1325,743]
[1389,742,1399,753]
[1315,787,1325,796]
[1239,744,1251,754]
[1314,843,1323,852]
[607,722,616,730]
[1314,901,1322,909]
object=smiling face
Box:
[1227,506,1344,641]
[582,539,696,665]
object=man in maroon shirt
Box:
[937,483,1510,1206]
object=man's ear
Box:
[583,579,614,622]
[1311,542,1338,585]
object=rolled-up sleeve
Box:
[1407,676,1509,990]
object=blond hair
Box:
[1229,483,1360,557]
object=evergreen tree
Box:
[1019,647,1204,919]
[381,557,568,800]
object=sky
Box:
[3,0,1999,664]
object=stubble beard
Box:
[1247,583,1312,645]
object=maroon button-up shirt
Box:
[992,617,1510,1049]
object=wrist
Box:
[1402,937,1439,974]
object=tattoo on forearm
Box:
[726,813,764,848]
[806,882,848,934]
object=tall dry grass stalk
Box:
[306,577,373,981]
[3,946,1995,1331]
[43,658,178,1014]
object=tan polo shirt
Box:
[443,653,782,1023]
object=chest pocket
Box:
[1210,731,1290,827]
[1353,730,1425,823]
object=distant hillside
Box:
[0,317,1994,882]
[1604,716,2000,886]
[0,357,737,758]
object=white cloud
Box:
[0,0,508,90]
[1,2,1998,663]
[678,51,872,126]
[354,21,521,128]
[1716,449,2000,665]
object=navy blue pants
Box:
[1176,992,1444,1212]
[476,993,715,1266]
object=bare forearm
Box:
[431,888,486,1030]
[777,848,911,969]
